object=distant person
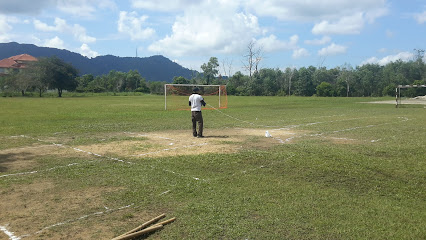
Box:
[189,87,206,138]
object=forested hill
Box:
[0,42,194,82]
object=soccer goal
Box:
[395,85,426,107]
[164,84,228,110]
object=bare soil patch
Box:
[77,128,297,159]
[365,97,426,105]
[0,179,124,239]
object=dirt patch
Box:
[1,128,299,171]
[365,97,426,105]
[75,128,297,159]
[0,179,124,239]
[0,144,92,173]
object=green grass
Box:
[0,95,425,239]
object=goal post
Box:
[164,84,228,110]
[396,84,426,108]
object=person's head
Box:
[192,87,199,93]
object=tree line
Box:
[1,53,425,98]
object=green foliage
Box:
[2,51,425,98]
[148,81,166,95]
[382,84,396,96]
[201,57,219,85]
[33,56,79,97]
[316,81,334,96]
[172,76,189,84]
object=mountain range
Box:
[0,42,194,82]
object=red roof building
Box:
[0,54,38,75]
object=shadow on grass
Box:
[203,135,229,138]
[0,152,33,172]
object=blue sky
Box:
[0,0,425,75]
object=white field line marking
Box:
[17,204,134,238]
[276,114,346,122]
[159,190,171,196]
[160,167,205,181]
[270,116,378,131]
[210,104,374,129]
[14,135,134,164]
[0,225,21,240]
[0,163,80,178]
[4,135,203,182]
[209,104,280,128]
[20,187,173,238]
[208,154,296,182]
[275,117,411,143]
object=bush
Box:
[382,84,396,96]
[135,86,150,93]
[316,82,334,97]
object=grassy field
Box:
[0,95,425,239]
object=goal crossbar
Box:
[395,84,426,108]
[164,84,227,110]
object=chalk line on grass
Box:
[0,225,21,240]
[160,168,205,181]
[4,135,204,182]
[17,187,173,238]
[16,135,134,164]
[0,163,80,178]
[16,204,134,239]
[271,116,411,143]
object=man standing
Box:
[189,87,206,138]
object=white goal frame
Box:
[395,84,426,108]
[164,84,226,110]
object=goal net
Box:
[164,84,228,110]
[396,84,426,107]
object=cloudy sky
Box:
[0,0,425,74]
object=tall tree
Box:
[35,56,78,97]
[200,57,219,85]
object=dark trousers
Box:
[192,111,203,137]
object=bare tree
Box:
[221,58,234,77]
[286,67,295,96]
[340,63,353,97]
[242,41,263,80]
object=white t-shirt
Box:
[189,94,204,111]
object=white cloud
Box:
[293,48,310,59]
[131,0,195,12]
[78,43,99,58]
[318,43,347,56]
[386,29,394,38]
[361,52,415,66]
[414,10,426,24]
[33,19,57,31]
[305,36,331,45]
[148,5,263,56]
[118,11,155,41]
[312,13,365,35]
[43,36,65,49]
[0,15,19,42]
[361,56,379,65]
[33,17,96,43]
[131,0,240,13]
[57,0,116,18]
[244,0,387,21]
[0,0,115,17]
[256,34,298,52]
